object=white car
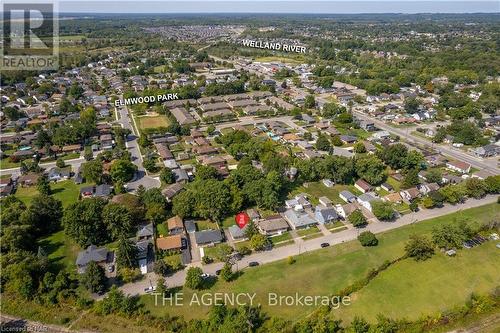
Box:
[200,273,210,279]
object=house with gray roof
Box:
[314,205,339,224]
[76,245,114,274]
[228,224,248,241]
[137,223,154,240]
[339,190,356,203]
[283,209,317,230]
[357,193,378,212]
[194,229,223,246]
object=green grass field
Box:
[141,203,499,322]
[137,115,171,131]
[38,230,80,272]
[15,180,88,207]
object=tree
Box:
[145,203,167,225]
[358,231,378,246]
[110,159,136,183]
[220,263,233,282]
[464,178,487,199]
[20,195,62,236]
[331,135,343,147]
[63,198,108,246]
[314,134,330,152]
[207,125,216,135]
[405,234,435,261]
[250,234,270,251]
[371,201,396,221]
[82,159,103,184]
[425,169,443,184]
[349,316,370,333]
[143,158,158,173]
[36,174,51,195]
[102,203,134,239]
[304,95,316,108]
[401,169,420,189]
[195,165,219,180]
[160,167,175,184]
[439,185,467,204]
[215,244,234,262]
[422,196,435,209]
[80,261,107,293]
[1,225,36,252]
[379,143,408,170]
[409,201,419,212]
[154,259,172,276]
[484,175,500,194]
[185,267,204,290]
[116,237,138,269]
[56,158,66,168]
[432,224,467,250]
[348,210,367,227]
[353,142,367,154]
[355,155,387,185]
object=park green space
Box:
[136,115,171,131]
[141,203,499,322]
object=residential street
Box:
[116,195,498,297]
[352,110,499,174]
[114,101,160,190]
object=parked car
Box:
[215,269,222,276]
[200,273,210,279]
[248,261,259,267]
[320,243,330,248]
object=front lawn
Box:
[290,181,362,205]
[16,180,88,207]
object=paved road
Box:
[353,110,499,174]
[116,195,498,296]
[114,100,160,191]
[0,156,85,176]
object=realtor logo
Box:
[1,1,59,70]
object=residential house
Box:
[383,192,403,204]
[156,234,186,251]
[335,203,358,219]
[256,215,289,235]
[381,182,393,192]
[285,193,311,210]
[194,229,223,246]
[319,196,332,207]
[340,135,357,144]
[446,160,471,174]
[47,166,71,182]
[471,144,500,158]
[76,245,114,274]
[355,179,372,193]
[314,205,339,224]
[357,193,377,212]
[167,216,184,235]
[283,209,318,229]
[228,224,248,241]
[418,183,440,195]
[137,224,154,241]
[162,182,185,202]
[400,187,421,202]
[339,190,357,203]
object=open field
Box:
[136,115,171,130]
[254,56,303,64]
[15,180,88,207]
[38,230,80,272]
[140,203,499,321]
[290,181,362,205]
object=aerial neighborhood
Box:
[1,10,499,333]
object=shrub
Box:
[358,231,378,246]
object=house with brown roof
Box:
[446,160,471,174]
[400,187,421,202]
[383,192,403,204]
[167,216,184,235]
[355,179,372,193]
[156,234,185,251]
[256,215,289,236]
[18,173,40,187]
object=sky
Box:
[57,1,500,14]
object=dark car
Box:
[215,269,222,276]
[248,261,259,267]
[320,243,330,248]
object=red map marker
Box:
[235,212,250,229]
